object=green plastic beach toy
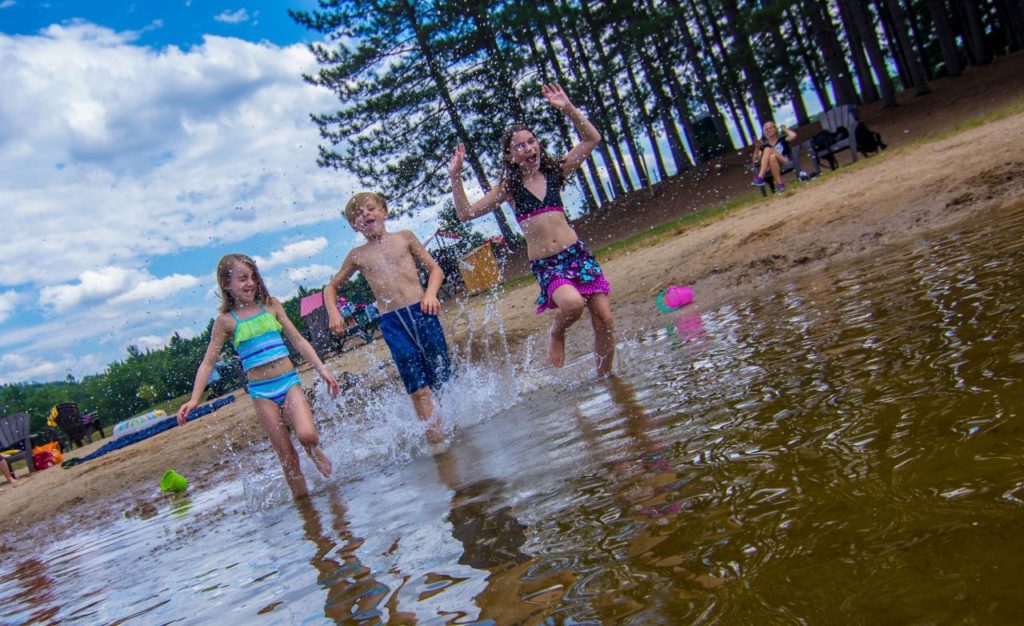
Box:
[160,470,188,493]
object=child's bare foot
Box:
[306,445,333,478]
[548,326,566,367]
[427,438,451,455]
[426,424,445,444]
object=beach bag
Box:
[855,123,887,155]
[32,441,64,469]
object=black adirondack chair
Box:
[0,412,34,476]
[54,402,92,449]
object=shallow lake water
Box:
[3,206,1024,624]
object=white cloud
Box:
[0,351,104,385]
[285,263,334,285]
[254,237,328,270]
[40,267,142,313]
[39,265,203,317]
[0,1,16,9]
[0,290,17,323]
[214,8,250,23]
[0,22,356,290]
[111,273,202,305]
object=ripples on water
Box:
[3,207,1024,624]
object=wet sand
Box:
[2,52,1024,556]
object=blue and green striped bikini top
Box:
[231,306,289,371]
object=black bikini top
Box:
[510,169,566,224]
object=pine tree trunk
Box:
[617,35,670,180]
[719,0,775,127]
[836,0,881,102]
[803,0,860,105]
[904,0,935,79]
[663,0,734,148]
[992,0,1024,51]
[850,0,900,105]
[881,0,932,92]
[960,0,994,63]
[684,0,751,143]
[469,4,527,122]
[618,30,690,173]
[927,0,964,75]
[692,0,758,142]
[398,0,514,240]
[787,9,834,112]
[875,0,913,87]
[768,23,811,125]
[642,0,701,164]
[578,0,650,188]
[562,9,633,191]
[539,26,605,209]
[550,5,627,197]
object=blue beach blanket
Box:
[60,396,236,468]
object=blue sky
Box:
[0,0,471,384]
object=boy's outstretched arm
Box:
[449,143,509,222]
[268,298,340,397]
[324,255,357,336]
[543,84,601,175]
[407,231,444,315]
[178,316,231,425]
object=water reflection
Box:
[294,488,404,623]
[2,206,1023,622]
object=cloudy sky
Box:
[0,0,465,384]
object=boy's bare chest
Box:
[356,239,415,275]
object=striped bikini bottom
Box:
[248,370,302,406]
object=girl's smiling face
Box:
[226,261,258,306]
[506,129,541,172]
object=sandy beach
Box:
[3,52,1024,557]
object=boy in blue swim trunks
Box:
[324,192,452,450]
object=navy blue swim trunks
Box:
[380,302,452,394]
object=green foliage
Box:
[0,324,217,433]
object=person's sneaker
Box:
[751,176,766,187]
[776,183,787,192]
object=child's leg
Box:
[282,385,332,479]
[549,284,586,367]
[586,293,615,375]
[1,457,17,486]
[410,387,444,443]
[769,152,787,184]
[253,397,309,498]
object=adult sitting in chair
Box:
[751,121,798,192]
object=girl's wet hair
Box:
[216,253,271,313]
[498,125,565,194]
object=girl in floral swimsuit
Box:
[449,84,614,375]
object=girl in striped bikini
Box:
[178,253,340,498]
[449,84,615,374]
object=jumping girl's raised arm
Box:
[449,143,510,222]
[177,315,232,425]
[543,84,601,176]
[267,298,340,397]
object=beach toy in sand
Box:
[160,470,188,493]
[656,285,694,312]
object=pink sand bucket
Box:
[656,285,694,312]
